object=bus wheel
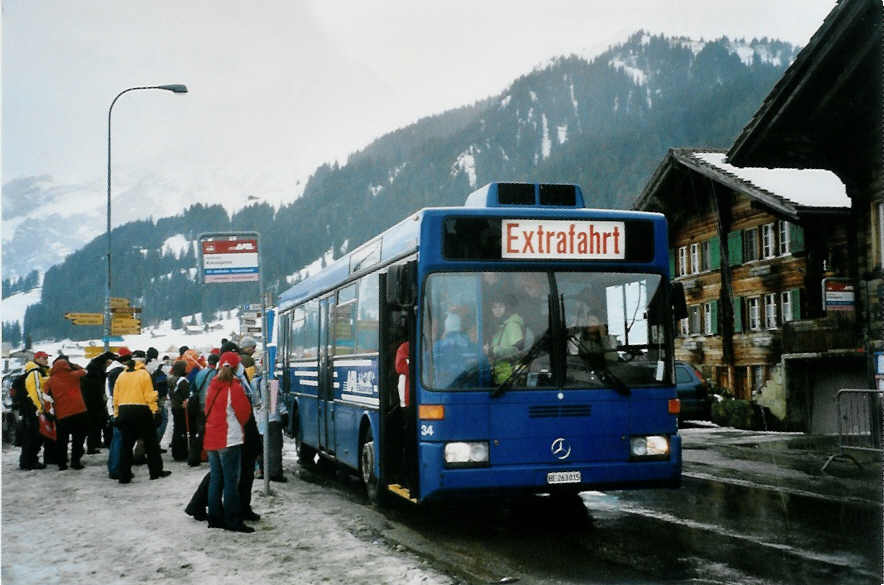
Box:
[295,423,316,467]
[360,440,383,506]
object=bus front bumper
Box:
[418,435,682,500]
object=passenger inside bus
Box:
[484,295,526,384]
[432,313,479,387]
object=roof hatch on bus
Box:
[464,182,586,208]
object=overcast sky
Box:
[3,1,836,203]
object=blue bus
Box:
[276,182,686,504]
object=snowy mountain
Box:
[7,32,798,342]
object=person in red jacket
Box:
[204,352,253,533]
[395,341,410,407]
[43,356,88,470]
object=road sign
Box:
[110,326,141,335]
[65,312,104,326]
[111,306,142,314]
[201,238,259,283]
[109,297,130,308]
[85,346,122,359]
[110,316,141,335]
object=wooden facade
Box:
[727,0,883,392]
[635,0,881,432]
[636,149,855,428]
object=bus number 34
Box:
[420,424,435,437]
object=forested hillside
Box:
[20,33,797,341]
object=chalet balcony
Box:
[782,314,860,354]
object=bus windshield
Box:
[421,271,671,391]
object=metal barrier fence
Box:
[821,388,884,473]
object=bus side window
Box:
[357,273,380,353]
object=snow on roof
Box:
[693,152,850,209]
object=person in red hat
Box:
[18,351,51,469]
[203,351,253,532]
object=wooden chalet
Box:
[635,0,882,432]
[636,149,860,431]
[726,0,883,400]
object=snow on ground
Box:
[1,439,458,585]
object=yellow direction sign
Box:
[109,297,130,309]
[111,317,141,335]
[111,306,142,314]
[85,346,122,359]
[65,312,104,326]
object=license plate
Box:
[546,471,581,484]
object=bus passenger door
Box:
[318,298,335,455]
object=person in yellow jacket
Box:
[19,351,51,469]
[112,350,170,483]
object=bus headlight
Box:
[629,435,670,459]
[443,441,490,467]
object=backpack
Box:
[10,367,39,411]
[152,367,169,399]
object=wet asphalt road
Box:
[296,463,882,585]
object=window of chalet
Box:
[751,365,766,394]
[679,316,689,337]
[764,293,778,329]
[762,223,776,259]
[678,246,688,277]
[703,301,717,335]
[701,240,711,272]
[781,290,800,323]
[688,305,701,335]
[690,243,700,274]
[747,296,761,331]
[778,220,791,255]
[743,228,759,262]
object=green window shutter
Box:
[791,288,801,321]
[789,223,805,253]
[669,249,676,277]
[708,236,721,270]
[710,299,719,334]
[727,231,743,265]
[733,296,743,333]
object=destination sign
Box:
[501,219,625,260]
[201,238,259,283]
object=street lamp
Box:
[105,84,188,350]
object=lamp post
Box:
[105,84,188,351]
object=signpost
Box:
[66,298,142,334]
[822,278,856,312]
[200,238,260,283]
[85,346,122,359]
[65,312,105,326]
[198,231,269,495]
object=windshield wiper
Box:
[566,329,630,395]
[491,331,550,398]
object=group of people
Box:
[14,335,283,534]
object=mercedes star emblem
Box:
[550,437,572,460]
